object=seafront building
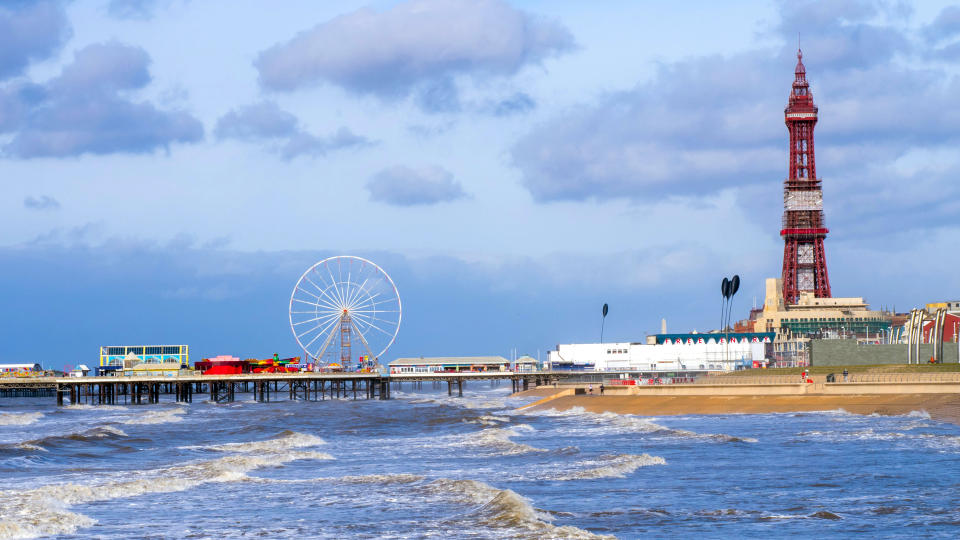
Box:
[546,333,772,374]
[752,277,891,338]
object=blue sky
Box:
[2,0,959,369]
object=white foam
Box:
[0,412,43,426]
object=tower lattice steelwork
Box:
[781,49,831,304]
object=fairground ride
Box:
[289,256,401,371]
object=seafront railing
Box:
[694,373,960,385]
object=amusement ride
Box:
[289,256,401,371]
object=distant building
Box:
[69,364,91,377]
[515,355,539,372]
[98,345,189,374]
[926,301,960,314]
[920,312,960,344]
[389,356,510,374]
[753,278,890,339]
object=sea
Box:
[1,383,959,539]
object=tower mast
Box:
[781,49,831,304]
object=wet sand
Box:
[517,390,960,425]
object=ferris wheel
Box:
[289,256,401,369]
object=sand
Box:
[517,390,960,425]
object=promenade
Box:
[518,372,960,425]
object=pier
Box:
[0,371,560,406]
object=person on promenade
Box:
[842,368,849,382]
[588,384,593,396]
[599,383,605,395]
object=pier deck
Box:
[0,371,559,405]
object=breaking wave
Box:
[120,408,186,425]
[450,425,547,456]
[796,428,960,451]
[334,473,425,485]
[203,431,326,453]
[62,404,128,411]
[0,413,43,426]
[422,478,613,539]
[465,414,512,426]
[527,407,757,443]
[551,453,666,481]
[0,435,334,538]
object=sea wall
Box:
[809,340,959,366]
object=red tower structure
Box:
[781,49,831,304]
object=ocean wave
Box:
[0,413,43,426]
[527,407,757,443]
[203,431,327,453]
[464,414,512,426]
[551,454,666,481]
[450,425,547,456]
[395,388,523,412]
[0,437,334,538]
[39,425,127,444]
[62,404,128,411]
[335,473,425,485]
[796,428,960,451]
[0,426,128,455]
[759,510,842,521]
[120,408,186,425]
[422,478,612,539]
[250,473,425,486]
[13,443,47,453]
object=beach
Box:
[518,388,960,425]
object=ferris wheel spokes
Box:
[289,256,402,370]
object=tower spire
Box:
[780,51,831,304]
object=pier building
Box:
[98,345,189,374]
[0,363,43,376]
[389,356,512,374]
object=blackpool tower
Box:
[780,49,831,304]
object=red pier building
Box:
[781,49,831,305]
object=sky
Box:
[2,0,960,369]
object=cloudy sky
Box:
[2,0,959,368]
